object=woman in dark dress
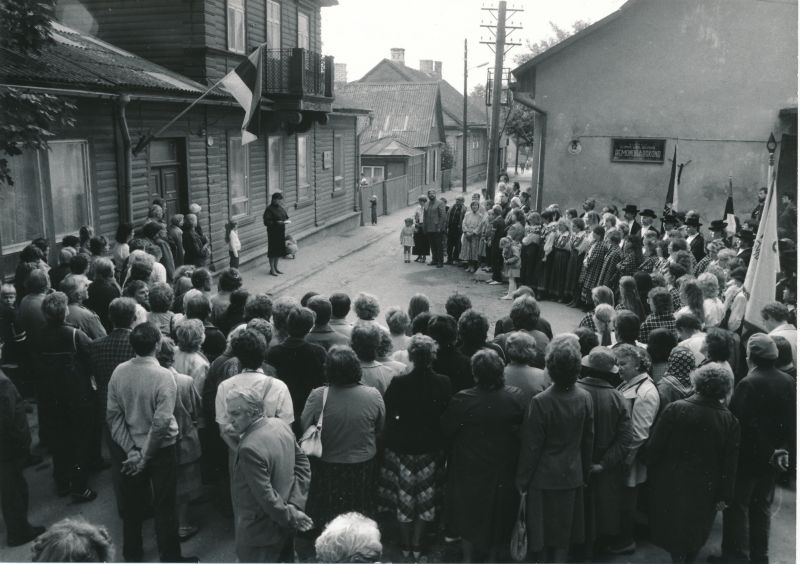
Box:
[441,349,526,562]
[647,364,740,563]
[516,334,594,563]
[262,192,289,276]
[412,196,430,262]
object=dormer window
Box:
[227,0,245,53]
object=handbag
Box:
[510,493,528,562]
[299,387,328,458]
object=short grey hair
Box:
[32,518,114,563]
[60,274,89,303]
[353,292,380,321]
[175,318,205,352]
[225,386,264,417]
[315,512,382,563]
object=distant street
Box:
[2,197,795,563]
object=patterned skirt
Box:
[378,450,443,523]
[460,234,481,262]
[306,458,376,531]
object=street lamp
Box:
[766,132,777,165]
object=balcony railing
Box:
[264,48,334,98]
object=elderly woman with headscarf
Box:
[647,364,740,564]
[517,335,594,563]
[182,213,208,267]
[167,214,185,267]
[656,346,697,414]
[441,349,526,562]
[380,335,452,562]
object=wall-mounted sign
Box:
[322,151,333,169]
[611,138,666,163]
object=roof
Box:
[360,137,424,157]
[512,0,635,78]
[359,59,487,127]
[334,82,442,148]
[0,22,220,98]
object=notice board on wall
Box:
[610,138,666,163]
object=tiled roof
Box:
[361,136,424,157]
[334,82,441,148]
[359,59,487,127]
[0,22,214,96]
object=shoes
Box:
[606,541,636,555]
[71,488,98,503]
[275,268,283,274]
[269,271,278,276]
[488,280,503,285]
[178,525,199,541]
[7,525,45,547]
[501,294,513,300]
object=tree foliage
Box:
[440,142,455,170]
[504,104,536,147]
[0,0,76,186]
[513,20,591,66]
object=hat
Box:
[581,346,619,374]
[747,333,779,360]
[623,204,639,215]
[737,228,755,242]
[709,219,728,231]
[685,216,702,227]
[188,203,201,214]
[641,209,657,218]
[729,266,747,282]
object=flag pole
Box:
[132,77,228,155]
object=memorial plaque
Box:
[611,138,666,163]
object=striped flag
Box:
[221,45,264,145]
[664,144,679,216]
[743,170,780,331]
[724,177,737,237]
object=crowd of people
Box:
[0,177,796,564]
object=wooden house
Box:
[0,0,366,276]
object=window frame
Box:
[228,134,251,219]
[360,165,384,183]
[49,139,94,240]
[266,0,281,51]
[297,11,310,51]
[333,133,344,192]
[296,133,311,204]
[227,0,246,54]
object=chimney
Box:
[433,61,442,80]
[419,59,434,74]
[334,63,347,85]
[390,48,405,66]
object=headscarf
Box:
[664,346,696,386]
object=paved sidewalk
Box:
[239,175,515,296]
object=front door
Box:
[148,139,187,219]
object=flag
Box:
[724,177,737,237]
[743,171,780,330]
[664,144,679,216]
[221,45,264,145]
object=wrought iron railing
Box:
[263,48,333,98]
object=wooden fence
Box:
[360,174,415,223]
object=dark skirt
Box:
[565,250,584,300]
[546,248,572,299]
[520,243,541,288]
[266,224,286,258]
[526,486,585,552]
[306,457,376,530]
[413,230,429,256]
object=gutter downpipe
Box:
[513,91,547,211]
[116,93,133,224]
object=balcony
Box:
[264,48,334,113]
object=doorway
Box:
[148,138,188,220]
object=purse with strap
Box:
[299,387,328,458]
[510,492,528,562]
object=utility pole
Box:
[481,1,521,203]
[462,39,468,192]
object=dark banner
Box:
[611,138,666,163]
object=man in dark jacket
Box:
[446,196,467,265]
[423,190,447,267]
[685,217,706,263]
[711,334,796,564]
[0,368,45,546]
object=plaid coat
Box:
[599,245,623,290]
[581,241,610,303]
[640,313,678,343]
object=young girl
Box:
[400,218,415,263]
[225,220,241,269]
[501,231,521,300]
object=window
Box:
[333,134,343,191]
[228,135,250,218]
[296,134,311,201]
[227,0,245,53]
[266,0,281,50]
[0,140,92,252]
[297,12,310,51]
[361,166,384,183]
[268,136,282,197]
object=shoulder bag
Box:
[299,387,328,458]
[510,492,528,562]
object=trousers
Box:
[427,232,444,266]
[721,469,778,563]
[0,458,33,542]
[236,534,294,563]
[447,230,462,262]
[114,443,181,562]
[50,403,92,492]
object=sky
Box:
[322,0,627,91]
